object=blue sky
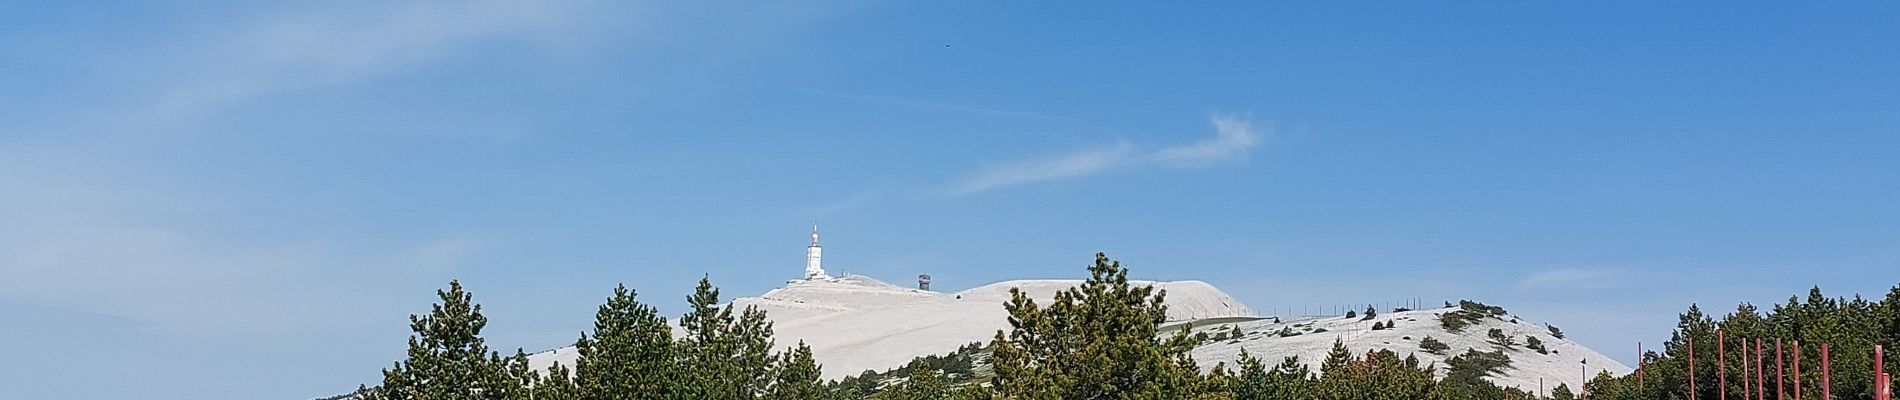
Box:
[3,1,1899,398]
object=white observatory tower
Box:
[804,224,828,280]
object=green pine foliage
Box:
[766,342,827,400]
[356,255,1594,400]
[1311,340,1435,399]
[1418,336,1450,354]
[1550,383,1575,400]
[533,362,581,400]
[1444,348,1512,382]
[361,280,542,400]
[986,252,1213,399]
[1486,328,1515,347]
[1438,300,1507,334]
[1586,284,1900,400]
[1231,351,1314,399]
[830,342,984,398]
[574,284,676,399]
[676,276,781,398]
[868,359,983,400]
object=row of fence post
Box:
[1675,330,1890,400]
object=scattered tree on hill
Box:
[1345,309,1357,319]
[1525,336,1547,354]
[869,359,981,400]
[356,254,1581,400]
[1362,305,1377,321]
[1440,300,1510,335]
[1547,324,1565,339]
[1445,348,1512,380]
[1486,328,1515,347]
[1418,336,1450,354]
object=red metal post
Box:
[1748,339,1763,400]
[1878,344,1887,400]
[1821,343,1830,400]
[1758,338,1766,400]
[1639,342,1646,389]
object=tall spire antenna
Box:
[803,222,827,280]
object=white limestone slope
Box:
[522,275,1629,394]
[527,274,1257,379]
[1182,308,1631,395]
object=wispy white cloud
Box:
[1515,267,1638,291]
[950,114,1264,195]
[952,142,1137,195]
[1154,114,1262,166]
[139,0,594,126]
[799,89,1073,121]
[0,0,596,332]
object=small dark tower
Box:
[918,274,932,291]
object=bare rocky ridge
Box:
[525,274,1629,394]
[529,274,1258,379]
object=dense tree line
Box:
[1585,285,1900,400]
[357,253,1588,399]
[357,277,823,400]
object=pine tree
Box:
[1550,383,1575,400]
[533,363,581,400]
[677,276,742,398]
[1231,351,1312,400]
[987,252,1208,399]
[1418,336,1449,355]
[362,280,536,400]
[732,305,779,397]
[675,275,780,399]
[1313,342,1435,400]
[574,284,677,400]
[872,360,956,400]
[765,342,826,400]
[1486,328,1514,347]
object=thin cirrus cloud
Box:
[1515,267,1641,292]
[950,114,1263,195]
[135,0,593,127]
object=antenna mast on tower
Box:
[803,223,828,280]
